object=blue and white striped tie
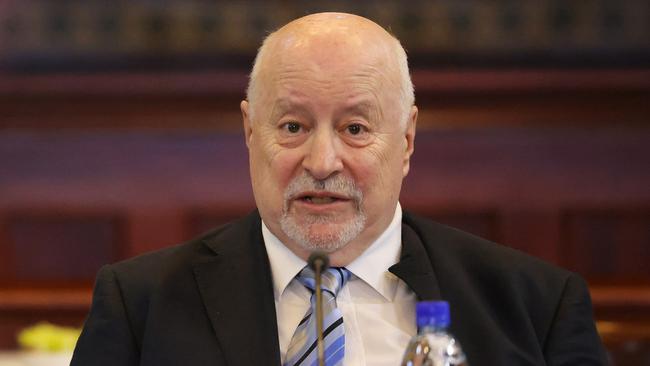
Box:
[284,267,352,366]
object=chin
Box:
[280,212,366,253]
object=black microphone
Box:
[308,251,329,273]
[308,251,330,366]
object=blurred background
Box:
[0,0,648,364]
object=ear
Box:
[241,100,253,148]
[402,105,418,177]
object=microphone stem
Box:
[315,260,325,366]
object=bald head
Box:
[246,12,414,125]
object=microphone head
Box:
[308,251,330,271]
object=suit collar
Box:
[389,213,442,301]
[192,211,281,365]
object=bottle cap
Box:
[416,301,450,328]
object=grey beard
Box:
[280,172,366,252]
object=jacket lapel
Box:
[389,220,442,300]
[192,212,281,365]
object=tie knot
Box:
[297,267,351,297]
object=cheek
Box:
[346,148,387,193]
[263,145,305,192]
[348,141,405,199]
[251,126,306,198]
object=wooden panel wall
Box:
[2,212,125,285]
[1,69,649,363]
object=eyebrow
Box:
[269,98,310,121]
[269,98,378,121]
[345,101,373,117]
[335,100,381,123]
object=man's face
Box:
[242,34,416,265]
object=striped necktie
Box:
[284,267,352,366]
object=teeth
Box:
[309,197,335,204]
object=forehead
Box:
[274,64,385,100]
[268,68,395,125]
[262,40,397,106]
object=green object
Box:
[17,322,81,352]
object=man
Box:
[72,13,607,365]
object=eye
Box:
[344,123,369,137]
[347,124,362,135]
[283,122,301,134]
[340,122,372,146]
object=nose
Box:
[302,128,344,180]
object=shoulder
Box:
[402,210,582,326]
[107,225,224,285]
[102,211,259,297]
[402,211,600,358]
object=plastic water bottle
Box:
[401,301,468,366]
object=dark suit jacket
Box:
[72,211,607,365]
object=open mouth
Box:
[296,192,349,205]
[300,196,340,204]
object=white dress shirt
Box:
[263,203,417,366]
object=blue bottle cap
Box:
[416,301,450,328]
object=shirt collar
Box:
[262,221,307,300]
[346,203,402,300]
[263,203,403,301]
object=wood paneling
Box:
[0,68,649,357]
[406,207,501,243]
[594,286,650,365]
[186,205,256,239]
[598,320,650,365]
[1,69,648,130]
[0,289,90,349]
[562,209,650,282]
[0,211,125,286]
[1,129,648,277]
